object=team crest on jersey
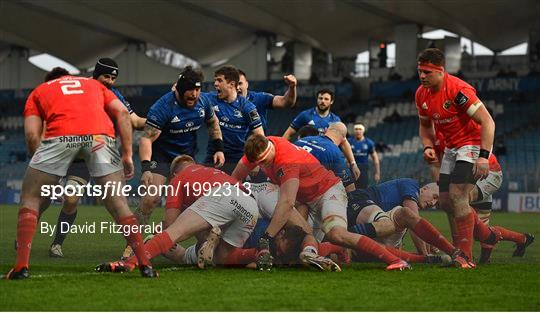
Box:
[363,144,368,149]
[421,102,428,110]
[443,100,452,110]
[233,109,243,118]
[198,108,205,117]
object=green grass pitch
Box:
[1,204,539,311]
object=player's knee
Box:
[394,206,418,229]
[372,218,395,236]
[325,225,349,246]
[63,195,80,212]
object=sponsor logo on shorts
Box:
[230,199,254,224]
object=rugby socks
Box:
[118,215,153,267]
[472,211,499,245]
[492,226,526,244]
[350,223,377,238]
[224,248,258,265]
[52,210,77,245]
[453,212,475,259]
[385,246,426,263]
[319,242,346,257]
[411,219,455,255]
[14,208,39,271]
[355,236,400,265]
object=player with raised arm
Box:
[232,134,411,271]
[237,70,297,133]
[416,48,496,261]
[204,65,264,175]
[5,67,156,279]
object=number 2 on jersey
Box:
[60,80,84,95]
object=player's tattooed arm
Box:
[139,124,161,162]
[206,114,223,140]
[141,124,161,141]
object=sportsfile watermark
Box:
[41,181,253,200]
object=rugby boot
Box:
[512,233,535,257]
[385,259,411,271]
[197,227,221,269]
[300,251,341,272]
[4,267,29,280]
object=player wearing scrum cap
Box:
[232,134,411,271]
[347,123,380,189]
[129,66,225,255]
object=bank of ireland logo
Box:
[185,121,194,127]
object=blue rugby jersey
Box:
[290,107,341,135]
[146,91,214,161]
[294,135,353,187]
[203,92,262,163]
[348,136,375,165]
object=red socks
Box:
[493,226,526,244]
[472,211,495,243]
[412,218,455,255]
[126,231,174,267]
[118,215,155,267]
[355,236,400,265]
[14,208,39,271]
[385,246,426,263]
[453,212,475,259]
[319,242,346,257]
[224,248,258,265]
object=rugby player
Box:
[347,178,474,268]
[237,70,297,133]
[96,155,259,272]
[429,131,534,263]
[348,123,381,188]
[416,48,495,260]
[232,134,411,271]
[282,89,360,180]
[6,67,156,279]
[133,66,224,236]
[47,58,146,258]
[294,123,355,192]
[204,65,264,175]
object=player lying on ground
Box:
[6,67,156,279]
[346,178,474,268]
[428,133,534,263]
[96,155,260,273]
[232,134,411,271]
